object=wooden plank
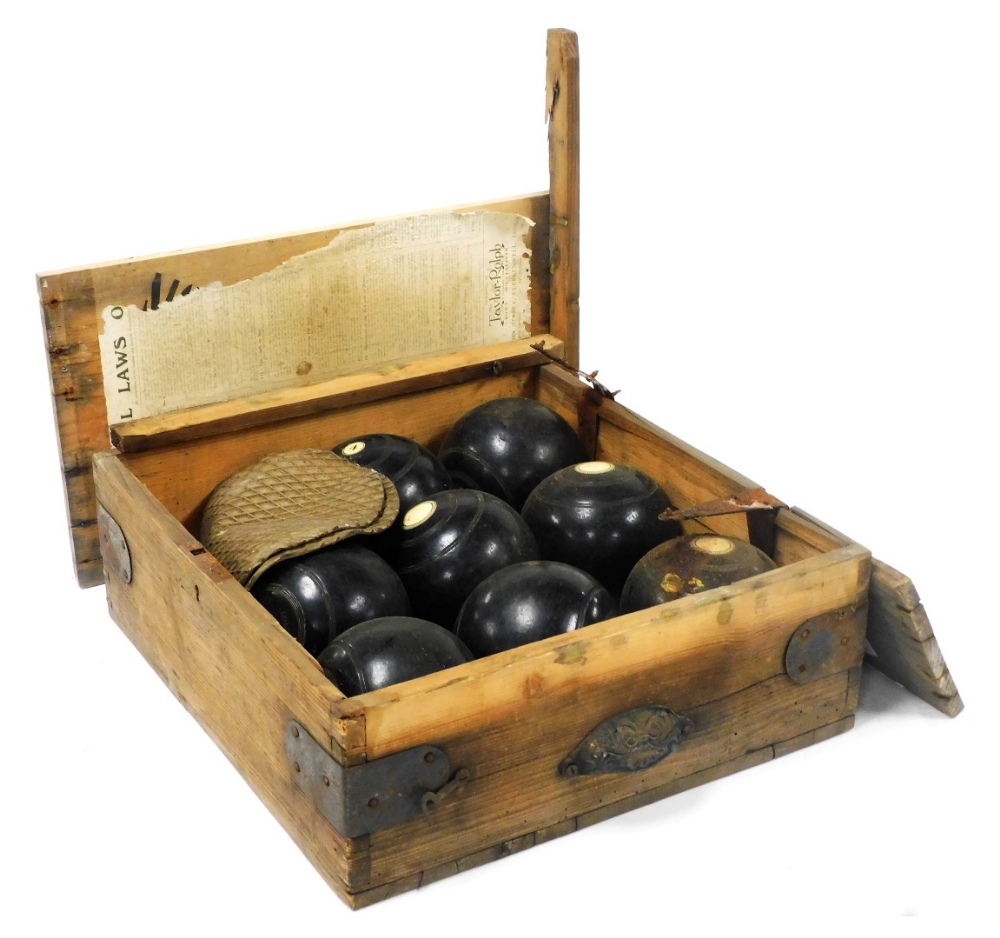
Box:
[121,368,537,538]
[112,336,562,453]
[547,29,581,368]
[357,544,868,761]
[92,453,366,901]
[866,559,964,717]
[346,707,858,906]
[39,193,550,586]
[363,667,855,888]
[772,715,854,758]
[596,398,759,541]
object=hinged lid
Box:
[38,29,581,589]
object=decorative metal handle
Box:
[559,705,693,777]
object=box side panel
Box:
[354,544,870,891]
[536,367,761,547]
[350,710,855,908]
[40,193,549,587]
[93,453,366,900]
[122,368,537,539]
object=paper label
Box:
[99,211,533,424]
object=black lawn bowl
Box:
[620,534,778,613]
[317,616,473,696]
[521,461,683,598]
[389,489,539,628]
[454,560,618,657]
[251,543,410,655]
[438,398,588,511]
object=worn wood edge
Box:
[867,559,964,718]
[355,543,870,760]
[37,192,551,280]
[111,336,563,453]
[39,269,105,587]
[547,28,580,368]
[346,716,859,909]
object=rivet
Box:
[293,762,301,773]
[840,636,849,646]
[798,664,807,674]
[565,763,579,777]
[291,726,300,738]
[322,776,330,787]
[424,751,435,763]
[801,629,811,640]
[682,724,692,735]
[368,797,380,809]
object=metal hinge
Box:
[785,603,867,684]
[97,503,132,584]
[286,721,466,838]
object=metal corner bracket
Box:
[286,721,462,838]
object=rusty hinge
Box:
[286,721,467,838]
[785,603,867,684]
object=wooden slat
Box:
[345,710,856,907]
[93,452,367,901]
[357,544,868,759]
[39,193,550,587]
[596,399,757,542]
[547,29,581,368]
[121,369,537,538]
[363,667,857,889]
[112,336,562,453]
[866,559,964,717]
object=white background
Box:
[4,2,997,934]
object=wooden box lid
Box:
[39,30,580,591]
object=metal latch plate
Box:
[286,721,451,838]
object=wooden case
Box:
[38,30,961,909]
